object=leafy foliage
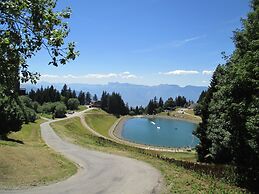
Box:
[0,87,23,137]
[0,0,79,88]
[0,0,78,135]
[194,0,259,190]
[163,97,175,110]
[54,102,67,118]
[67,98,80,110]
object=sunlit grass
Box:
[0,119,77,189]
[84,110,117,137]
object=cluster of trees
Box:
[128,106,145,116]
[25,84,102,120]
[78,91,91,105]
[99,93,192,116]
[27,84,93,118]
[194,0,259,190]
[100,91,129,116]
[29,86,61,104]
[145,96,191,115]
[28,84,99,109]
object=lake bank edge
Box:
[112,114,200,151]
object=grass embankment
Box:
[159,108,201,123]
[51,115,246,193]
[76,105,87,112]
[39,113,53,119]
[0,119,77,189]
[84,109,117,137]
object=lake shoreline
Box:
[113,115,198,149]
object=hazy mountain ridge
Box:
[21,82,207,106]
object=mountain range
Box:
[21,82,207,107]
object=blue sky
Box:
[28,0,250,86]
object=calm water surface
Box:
[122,117,199,148]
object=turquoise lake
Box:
[121,117,199,148]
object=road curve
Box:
[1,110,163,194]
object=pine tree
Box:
[100,91,109,110]
[158,97,164,108]
[61,84,68,97]
[93,94,98,101]
[78,91,86,105]
[85,92,91,104]
[146,100,156,115]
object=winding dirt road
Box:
[1,110,163,194]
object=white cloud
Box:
[63,74,77,79]
[161,70,199,76]
[39,72,138,82]
[83,73,118,79]
[119,72,137,79]
[202,70,214,75]
[121,71,130,75]
[41,74,59,78]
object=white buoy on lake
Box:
[151,121,156,125]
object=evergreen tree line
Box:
[29,85,61,104]
[29,84,94,106]
[100,91,129,116]
[25,84,101,119]
[194,0,259,190]
[99,93,193,116]
[145,96,193,115]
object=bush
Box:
[37,105,43,113]
[129,111,135,116]
[55,102,67,118]
[18,95,37,123]
[19,95,33,109]
[42,102,56,113]
[24,107,37,123]
[67,98,80,110]
[31,101,40,112]
[0,86,24,137]
[156,107,163,113]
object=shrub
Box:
[67,98,80,110]
[42,102,56,113]
[55,102,67,118]
[0,86,24,137]
[24,107,37,123]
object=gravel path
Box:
[1,109,163,194]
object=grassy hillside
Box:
[51,116,246,193]
[84,109,117,137]
[76,105,88,112]
[0,119,77,189]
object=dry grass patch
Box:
[0,119,77,189]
